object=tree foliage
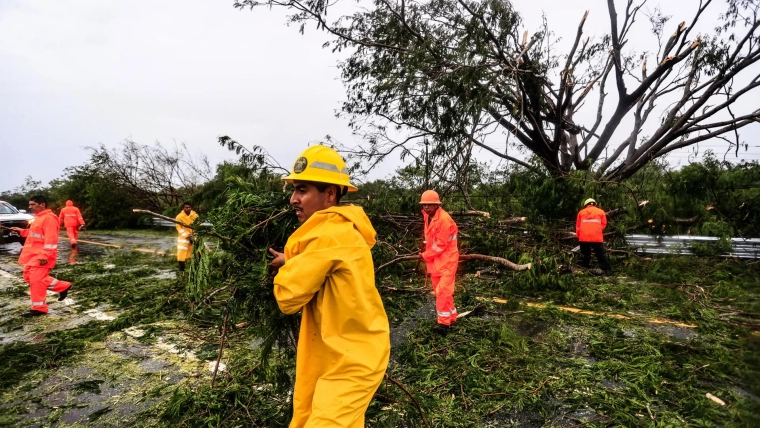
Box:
[188,175,299,360]
[236,0,760,182]
[88,139,212,213]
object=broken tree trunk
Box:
[451,210,491,218]
[499,217,527,224]
[605,200,649,218]
[459,254,532,271]
[375,254,532,273]
[674,215,701,224]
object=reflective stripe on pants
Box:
[23,265,71,313]
[177,240,193,262]
[431,274,457,326]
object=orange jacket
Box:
[422,207,459,276]
[59,201,85,228]
[19,209,60,268]
[576,205,607,243]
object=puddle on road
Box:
[0,231,210,426]
[0,230,177,260]
[646,323,698,341]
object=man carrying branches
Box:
[268,145,390,427]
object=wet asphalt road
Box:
[0,231,176,260]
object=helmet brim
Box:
[283,174,358,192]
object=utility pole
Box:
[424,138,430,190]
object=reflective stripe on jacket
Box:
[59,205,85,228]
[576,205,607,243]
[175,210,198,238]
[422,207,459,276]
[19,209,60,268]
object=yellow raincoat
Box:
[274,205,390,427]
[175,210,198,262]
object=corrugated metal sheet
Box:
[624,234,760,259]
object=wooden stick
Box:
[375,255,420,273]
[376,253,532,273]
[451,210,491,217]
[385,374,431,428]
[211,288,237,387]
[459,254,532,271]
[460,383,468,411]
[132,209,257,257]
[499,217,527,224]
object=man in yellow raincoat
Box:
[269,146,390,427]
[175,202,198,272]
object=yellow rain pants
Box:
[274,205,390,427]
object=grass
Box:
[0,250,199,426]
[1,239,758,426]
[363,256,760,427]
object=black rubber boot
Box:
[58,286,71,301]
[435,324,450,336]
[22,310,47,318]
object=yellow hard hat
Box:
[584,198,597,206]
[282,145,358,192]
[419,190,442,205]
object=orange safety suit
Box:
[58,200,85,245]
[274,206,390,427]
[422,207,459,326]
[18,209,71,312]
[576,205,607,242]
[175,210,198,262]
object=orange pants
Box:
[23,265,71,313]
[65,227,79,245]
[431,274,457,326]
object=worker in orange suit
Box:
[268,145,390,427]
[419,190,459,336]
[58,200,85,248]
[175,202,198,272]
[10,195,72,317]
[576,198,612,274]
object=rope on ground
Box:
[476,296,698,328]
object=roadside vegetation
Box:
[2,135,760,427]
[1,228,758,426]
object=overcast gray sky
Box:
[1,0,758,191]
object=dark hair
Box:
[29,195,47,206]
[311,182,346,204]
[182,202,192,208]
